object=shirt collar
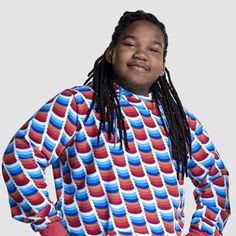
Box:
[112,82,154,103]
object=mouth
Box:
[127,62,150,72]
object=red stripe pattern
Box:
[2,84,230,235]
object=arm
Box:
[2,89,78,236]
[185,110,230,236]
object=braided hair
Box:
[84,10,192,178]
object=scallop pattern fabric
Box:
[2,84,230,236]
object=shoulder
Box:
[60,85,95,117]
[44,85,94,113]
[183,107,200,132]
[58,84,95,103]
[70,84,94,99]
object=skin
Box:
[106,20,165,95]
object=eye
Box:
[124,42,136,48]
[149,47,160,53]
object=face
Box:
[106,20,165,95]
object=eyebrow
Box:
[121,35,163,48]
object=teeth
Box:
[131,66,146,71]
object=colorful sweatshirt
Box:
[2,84,230,236]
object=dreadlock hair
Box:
[84,10,192,178]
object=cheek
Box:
[152,60,164,73]
[112,48,130,63]
[112,54,127,71]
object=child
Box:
[2,10,230,236]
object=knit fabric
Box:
[2,84,230,236]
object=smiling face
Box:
[106,20,165,95]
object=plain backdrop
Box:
[0,1,235,235]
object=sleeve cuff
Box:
[186,229,210,236]
[39,221,67,236]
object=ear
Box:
[159,62,165,76]
[105,48,113,63]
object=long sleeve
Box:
[186,110,230,235]
[2,89,78,234]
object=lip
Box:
[127,62,150,72]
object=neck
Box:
[113,80,151,96]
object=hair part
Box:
[84,10,191,178]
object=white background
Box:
[0,1,235,235]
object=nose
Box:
[133,47,148,61]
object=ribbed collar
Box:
[112,82,154,103]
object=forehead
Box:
[120,20,164,43]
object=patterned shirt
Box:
[2,84,230,236]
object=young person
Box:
[2,10,230,236]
